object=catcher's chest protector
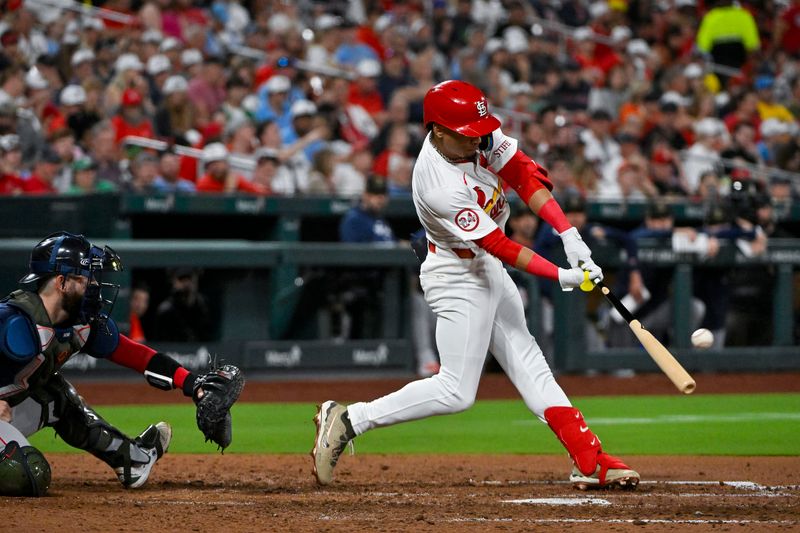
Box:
[1,290,90,404]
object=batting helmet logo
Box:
[476,100,488,118]
[455,209,479,232]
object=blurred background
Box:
[0,0,797,381]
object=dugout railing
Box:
[0,236,797,380]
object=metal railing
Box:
[28,0,136,24]
[121,136,256,178]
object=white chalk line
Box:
[447,517,799,525]
[479,479,794,492]
[503,497,611,505]
[513,412,800,426]
[130,500,258,507]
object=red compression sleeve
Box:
[109,334,156,373]
[109,335,193,393]
[538,198,572,234]
[474,228,560,280]
[496,151,554,203]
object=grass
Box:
[29,393,800,456]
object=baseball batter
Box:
[312,81,639,490]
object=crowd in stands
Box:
[0,0,797,212]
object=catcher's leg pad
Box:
[49,375,154,480]
[544,406,602,476]
[0,441,51,497]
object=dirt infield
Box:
[5,454,799,532]
[5,372,800,532]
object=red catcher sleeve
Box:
[496,150,554,203]
[109,334,156,372]
[474,228,560,280]
[109,335,193,392]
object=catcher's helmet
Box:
[19,231,123,324]
[423,80,501,137]
[19,231,121,284]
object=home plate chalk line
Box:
[490,479,798,502]
[447,518,799,526]
[479,479,794,492]
[503,497,611,505]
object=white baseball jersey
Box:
[412,128,519,253]
[346,126,572,437]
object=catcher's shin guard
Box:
[544,406,639,489]
[50,376,169,488]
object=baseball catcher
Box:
[0,231,244,496]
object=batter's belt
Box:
[428,242,476,259]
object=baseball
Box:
[691,328,714,349]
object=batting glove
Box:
[559,227,591,266]
[559,227,603,282]
[579,258,604,284]
[558,267,590,291]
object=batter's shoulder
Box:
[413,159,468,191]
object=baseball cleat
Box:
[311,401,353,486]
[570,452,639,490]
[116,421,172,489]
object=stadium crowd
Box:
[0,0,797,208]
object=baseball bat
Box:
[597,281,696,394]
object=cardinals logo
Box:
[476,100,488,117]
[473,185,506,220]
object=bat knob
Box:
[579,271,595,292]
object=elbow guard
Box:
[84,316,120,359]
[497,151,553,203]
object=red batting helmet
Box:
[423,80,501,137]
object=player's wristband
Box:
[182,372,197,397]
[144,352,193,393]
[538,198,571,234]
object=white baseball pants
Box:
[348,251,571,436]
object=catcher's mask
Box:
[19,231,123,325]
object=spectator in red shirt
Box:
[112,89,155,146]
[775,0,800,56]
[723,91,761,136]
[572,27,619,85]
[196,142,267,195]
[22,146,61,194]
[0,134,24,195]
[348,59,386,125]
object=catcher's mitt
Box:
[193,364,244,451]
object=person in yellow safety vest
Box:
[696,0,760,86]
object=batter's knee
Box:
[433,375,477,413]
